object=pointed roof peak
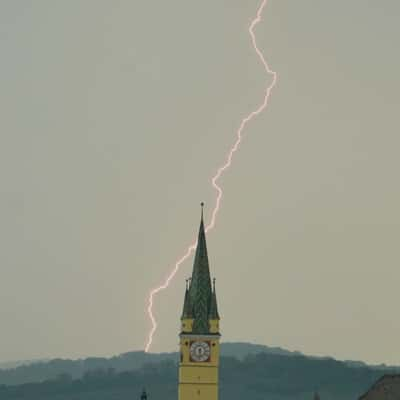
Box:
[196,202,207,253]
[197,202,207,252]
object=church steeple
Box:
[178,204,221,400]
[188,203,213,334]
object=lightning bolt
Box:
[144,0,277,352]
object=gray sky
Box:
[1,0,399,365]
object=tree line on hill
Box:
[0,343,299,386]
[0,352,393,400]
[1,343,396,387]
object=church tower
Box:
[178,204,221,400]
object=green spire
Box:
[189,203,212,334]
[181,279,193,319]
[209,278,220,320]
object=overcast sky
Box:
[1,0,399,365]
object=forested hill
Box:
[0,343,300,386]
[0,353,393,400]
[0,342,397,387]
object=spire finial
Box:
[200,202,204,221]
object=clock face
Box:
[189,341,210,362]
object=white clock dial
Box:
[190,341,211,362]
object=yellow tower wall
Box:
[181,318,194,333]
[178,333,220,400]
[179,365,218,383]
[209,319,219,334]
[179,383,218,400]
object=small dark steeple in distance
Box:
[140,389,147,400]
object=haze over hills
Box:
[0,347,399,400]
[0,343,293,385]
[0,359,51,371]
[0,343,398,387]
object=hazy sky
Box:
[1,0,399,365]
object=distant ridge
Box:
[220,342,303,359]
[0,342,399,386]
[0,359,49,370]
[1,351,399,400]
[0,342,296,373]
